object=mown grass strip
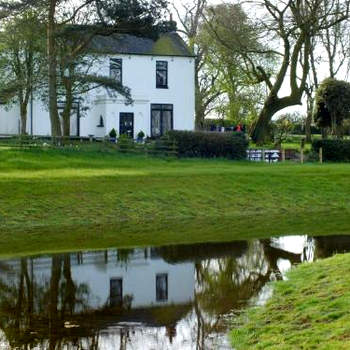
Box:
[1,147,350,256]
[231,253,350,350]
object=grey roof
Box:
[88,32,194,57]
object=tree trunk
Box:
[321,128,328,139]
[195,105,205,130]
[250,99,278,144]
[62,76,73,137]
[49,256,62,350]
[251,94,302,144]
[20,103,27,135]
[47,0,61,138]
[305,110,312,143]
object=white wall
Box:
[0,105,20,134]
[91,54,195,137]
[1,248,195,310]
[0,54,195,137]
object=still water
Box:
[0,235,349,350]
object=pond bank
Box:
[2,148,350,256]
[231,253,350,349]
[1,212,350,258]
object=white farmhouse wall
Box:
[90,54,195,137]
[0,105,20,134]
[31,100,51,135]
[0,54,195,137]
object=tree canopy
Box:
[313,78,350,134]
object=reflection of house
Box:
[71,248,195,309]
[1,247,195,312]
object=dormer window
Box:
[156,61,168,88]
[110,58,122,83]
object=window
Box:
[97,115,104,127]
[151,104,173,137]
[110,278,123,306]
[156,61,168,88]
[156,274,168,301]
[110,58,122,83]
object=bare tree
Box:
[249,0,350,144]
[206,0,349,143]
[173,0,223,129]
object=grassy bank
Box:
[231,253,350,349]
[1,146,350,256]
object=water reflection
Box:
[0,235,348,349]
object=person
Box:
[236,124,242,132]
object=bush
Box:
[167,130,248,159]
[109,128,117,138]
[312,139,350,162]
[137,130,145,139]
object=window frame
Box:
[150,104,173,137]
[110,277,123,307]
[110,58,123,84]
[156,273,168,302]
[156,61,168,89]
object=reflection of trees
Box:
[0,236,337,350]
[156,241,247,264]
[313,235,350,259]
[191,239,304,350]
[0,254,95,349]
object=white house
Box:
[0,248,195,349]
[0,32,195,138]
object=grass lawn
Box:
[1,145,350,256]
[231,253,350,350]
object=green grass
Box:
[231,253,350,350]
[1,146,350,257]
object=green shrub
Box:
[312,139,350,161]
[109,128,117,138]
[167,130,248,159]
[137,130,145,139]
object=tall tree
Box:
[0,12,45,135]
[54,27,132,136]
[313,77,350,135]
[46,0,168,137]
[206,0,350,144]
[201,3,271,129]
[249,0,350,144]
[305,0,350,141]
[173,0,225,129]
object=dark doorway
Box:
[119,113,134,138]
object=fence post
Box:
[300,138,305,164]
[282,149,285,162]
[300,148,304,164]
[319,147,323,164]
[261,149,265,162]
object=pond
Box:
[0,234,349,349]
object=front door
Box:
[119,113,134,138]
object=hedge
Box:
[312,139,350,161]
[167,130,248,159]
